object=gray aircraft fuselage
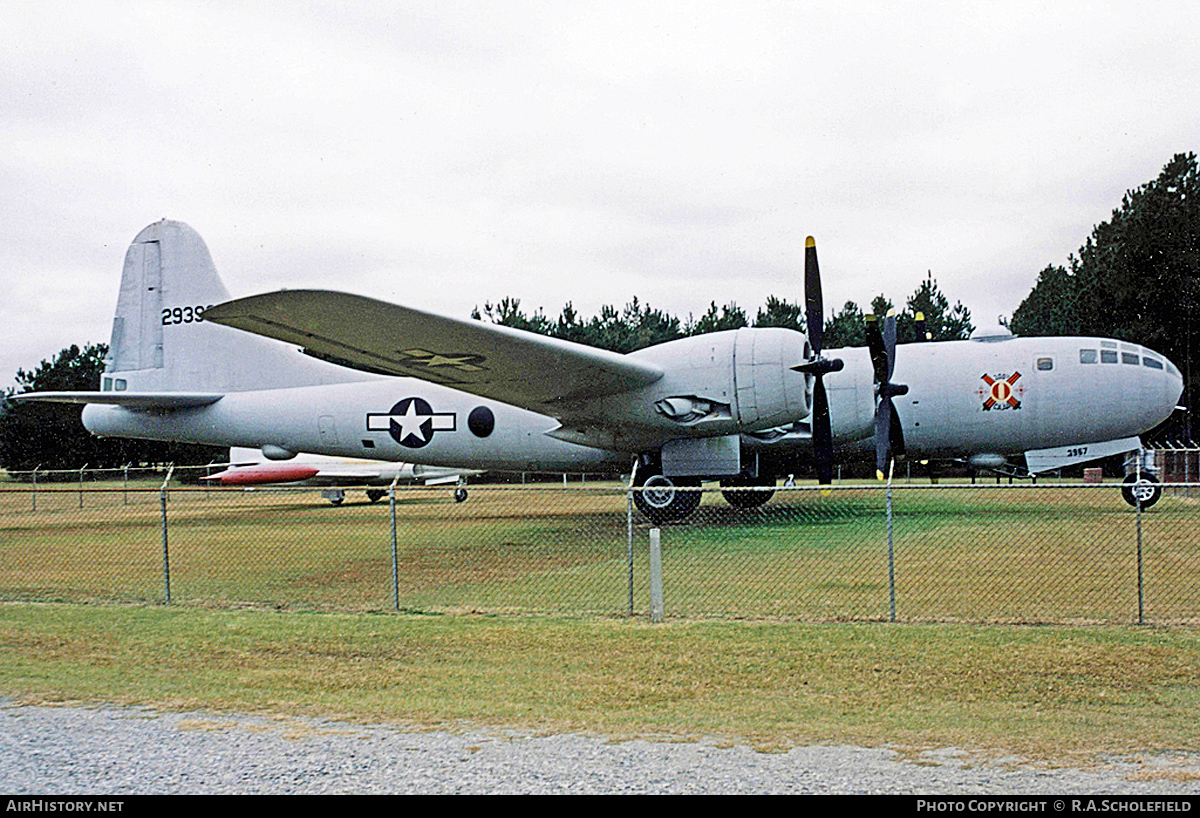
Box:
[81,331,1182,474]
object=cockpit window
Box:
[1036,357,1054,371]
[1121,352,1139,365]
[1143,357,1164,370]
[1080,349,1097,364]
[102,377,113,391]
[1101,350,1118,363]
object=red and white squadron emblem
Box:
[978,372,1023,411]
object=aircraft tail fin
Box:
[103,221,370,393]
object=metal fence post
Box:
[627,488,634,616]
[887,461,897,623]
[160,465,175,604]
[649,527,663,623]
[78,464,88,509]
[389,475,400,611]
[1136,466,1145,626]
[31,466,39,512]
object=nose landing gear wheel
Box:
[1122,473,1161,509]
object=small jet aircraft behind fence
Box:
[205,446,478,504]
[15,221,1184,521]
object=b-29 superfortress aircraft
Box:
[16,221,1184,521]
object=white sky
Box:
[2,1,1197,385]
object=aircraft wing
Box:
[9,392,223,409]
[203,290,664,413]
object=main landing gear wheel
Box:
[366,489,387,503]
[632,473,702,523]
[454,488,468,503]
[1122,473,1161,509]
[719,475,776,509]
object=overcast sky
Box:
[2,1,1197,385]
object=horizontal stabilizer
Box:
[10,391,223,409]
[203,290,664,414]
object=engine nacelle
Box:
[628,327,812,434]
[731,327,812,429]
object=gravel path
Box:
[2,701,1198,795]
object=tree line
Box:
[471,271,973,353]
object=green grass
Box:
[2,602,1199,767]
[3,484,1198,766]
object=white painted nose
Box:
[1143,346,1185,430]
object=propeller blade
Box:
[812,376,833,485]
[875,392,892,479]
[890,399,906,460]
[865,313,887,383]
[883,310,897,382]
[804,236,824,354]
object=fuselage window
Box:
[1101,340,1118,349]
[1121,352,1139,365]
[1143,357,1164,370]
[1079,349,1097,364]
[1101,350,1118,363]
[114,379,127,391]
[1037,357,1054,371]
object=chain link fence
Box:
[1,467,1197,624]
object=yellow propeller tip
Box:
[915,312,925,320]
[805,236,816,248]
[820,488,832,497]
[876,470,885,481]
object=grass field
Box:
[2,603,1200,769]
[2,481,1199,768]
[1,480,1198,624]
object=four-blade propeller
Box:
[794,236,913,484]
[865,311,909,479]
[791,237,843,486]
